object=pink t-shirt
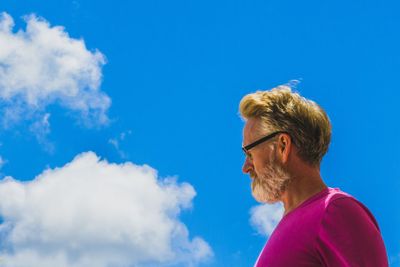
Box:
[254,187,388,267]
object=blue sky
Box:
[0,0,399,266]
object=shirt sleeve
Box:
[315,197,388,267]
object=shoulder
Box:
[322,191,380,232]
[314,190,388,266]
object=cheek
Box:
[252,158,265,174]
[253,152,268,168]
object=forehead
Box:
[242,118,262,143]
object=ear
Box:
[277,133,292,164]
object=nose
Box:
[242,157,253,174]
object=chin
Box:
[251,182,281,203]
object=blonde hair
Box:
[239,85,331,166]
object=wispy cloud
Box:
[0,155,6,170]
[108,130,132,159]
[29,113,54,153]
[0,12,110,131]
[0,152,212,267]
[249,203,284,237]
[389,252,400,267]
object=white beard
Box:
[251,155,292,203]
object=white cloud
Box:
[0,12,110,128]
[0,152,212,267]
[249,203,284,237]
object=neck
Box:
[280,165,327,217]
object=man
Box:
[239,85,389,267]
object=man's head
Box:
[239,85,331,203]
